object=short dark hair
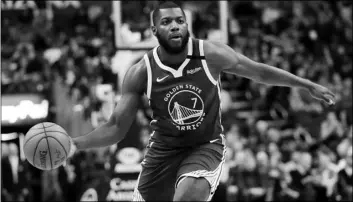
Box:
[152,1,185,26]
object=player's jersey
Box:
[143,38,223,147]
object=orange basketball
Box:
[23,122,71,170]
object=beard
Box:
[156,30,190,54]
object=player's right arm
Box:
[70,58,147,151]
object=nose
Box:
[170,20,179,31]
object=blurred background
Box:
[1,0,352,201]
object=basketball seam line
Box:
[42,123,53,170]
[44,131,70,137]
[30,123,56,130]
[24,131,68,145]
[46,136,68,163]
[32,137,47,167]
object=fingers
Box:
[315,85,335,104]
[68,142,77,158]
[311,85,336,105]
[324,94,335,105]
[68,137,77,158]
[63,138,76,168]
[327,90,335,98]
[322,95,334,105]
[314,94,332,105]
[319,86,335,105]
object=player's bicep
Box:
[223,53,264,81]
[204,41,263,80]
[108,59,147,127]
[204,41,239,71]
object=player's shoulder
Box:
[200,39,234,59]
[197,39,238,67]
[201,39,224,49]
[127,56,148,78]
[122,56,148,93]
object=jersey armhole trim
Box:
[199,40,218,85]
[144,54,152,99]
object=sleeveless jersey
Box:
[143,38,223,147]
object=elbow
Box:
[254,66,268,84]
[257,72,267,84]
[109,124,125,144]
[109,118,128,143]
[115,127,126,143]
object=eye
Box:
[178,19,185,24]
[161,19,170,25]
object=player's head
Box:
[151,1,190,54]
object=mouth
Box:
[169,34,182,41]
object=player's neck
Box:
[158,46,188,66]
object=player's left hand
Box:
[308,84,336,105]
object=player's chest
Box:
[148,56,217,104]
[150,66,213,114]
[151,58,204,80]
[150,63,210,97]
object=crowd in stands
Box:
[214,1,352,201]
[1,1,351,202]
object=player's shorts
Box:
[132,134,226,201]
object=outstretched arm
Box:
[204,41,335,104]
[71,59,147,150]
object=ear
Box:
[151,26,157,36]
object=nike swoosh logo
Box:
[157,75,169,82]
[210,139,219,143]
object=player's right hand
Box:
[63,136,77,167]
[68,136,77,158]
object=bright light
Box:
[1,133,19,141]
[2,99,49,124]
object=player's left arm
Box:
[203,40,335,105]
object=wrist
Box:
[300,78,315,90]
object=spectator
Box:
[281,151,314,201]
[231,149,267,202]
[1,143,31,202]
[336,145,352,201]
[58,160,78,202]
[41,169,63,202]
[321,112,344,141]
[305,146,339,201]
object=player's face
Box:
[153,8,189,54]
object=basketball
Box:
[23,122,71,170]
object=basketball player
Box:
[66,2,335,201]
